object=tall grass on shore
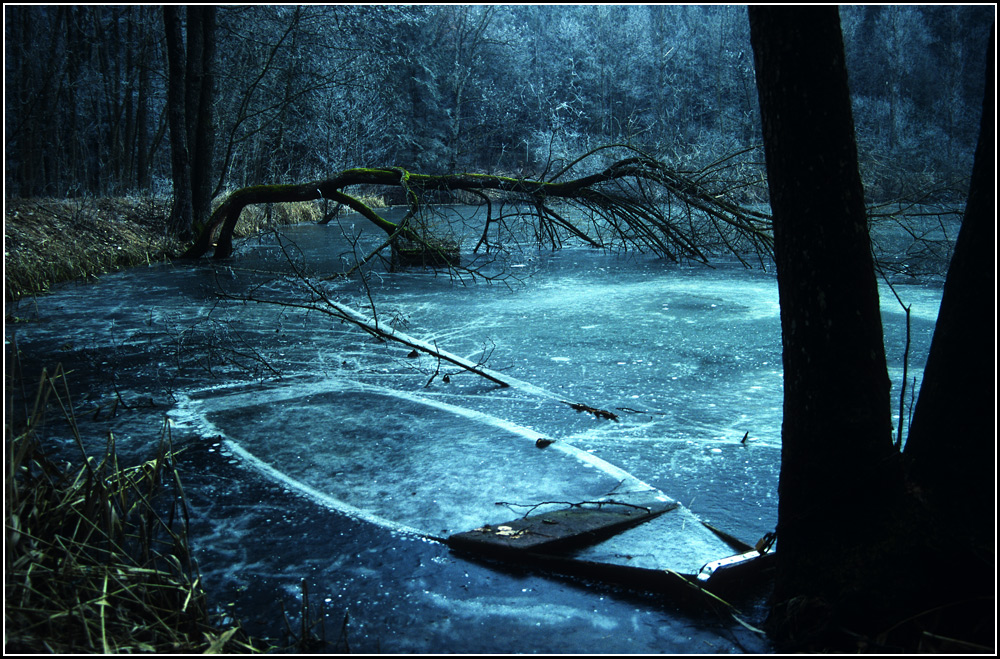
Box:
[3,195,369,300]
[4,197,182,300]
[4,359,263,653]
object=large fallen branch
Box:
[271,286,513,389]
[213,235,641,418]
[181,146,773,263]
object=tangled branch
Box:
[181,146,773,266]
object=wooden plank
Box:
[449,539,775,611]
[449,548,758,613]
[446,499,678,554]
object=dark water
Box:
[6,207,945,653]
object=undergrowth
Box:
[3,357,264,653]
[3,195,365,300]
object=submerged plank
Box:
[447,498,678,554]
[456,545,775,612]
[447,491,776,606]
[569,504,749,574]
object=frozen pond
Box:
[6,206,946,653]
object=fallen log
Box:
[180,147,773,264]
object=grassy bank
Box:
[3,361,266,653]
[4,197,182,301]
[3,196,337,301]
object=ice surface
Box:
[6,206,945,652]
[173,378,663,539]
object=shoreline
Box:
[4,196,327,302]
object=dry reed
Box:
[4,358,265,653]
[4,197,182,300]
[214,196,326,238]
[4,196,341,301]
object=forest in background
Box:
[4,7,994,653]
[5,5,992,207]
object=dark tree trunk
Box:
[903,24,994,553]
[135,48,152,190]
[750,9,996,651]
[163,6,217,239]
[749,5,905,642]
[164,6,193,237]
[187,6,217,229]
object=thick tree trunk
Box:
[903,24,994,556]
[749,6,906,644]
[181,170,413,259]
[163,6,216,239]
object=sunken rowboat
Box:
[174,377,774,609]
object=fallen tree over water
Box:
[181,146,774,266]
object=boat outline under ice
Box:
[170,375,774,608]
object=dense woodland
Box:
[4,6,995,653]
[5,5,992,208]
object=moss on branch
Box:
[180,148,773,264]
